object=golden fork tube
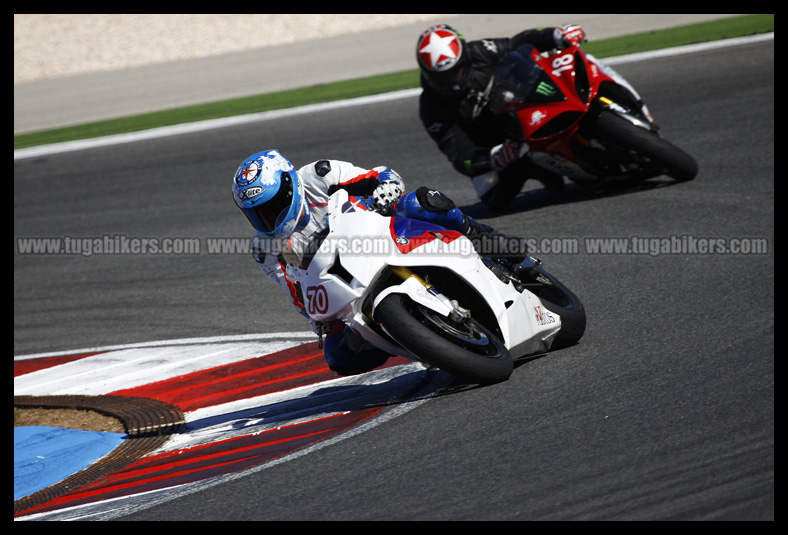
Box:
[389,265,433,290]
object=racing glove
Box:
[371,181,403,215]
[311,319,334,335]
[311,319,342,348]
[556,24,587,48]
[490,140,527,171]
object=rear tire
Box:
[375,293,513,385]
[593,111,698,181]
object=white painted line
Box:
[13,34,772,161]
[13,90,420,160]
[601,33,773,66]
[13,331,316,360]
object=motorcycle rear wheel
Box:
[593,111,698,181]
[375,293,513,385]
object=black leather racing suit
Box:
[418,28,563,208]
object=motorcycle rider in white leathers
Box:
[232,149,525,375]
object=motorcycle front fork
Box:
[388,266,470,323]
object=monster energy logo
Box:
[536,81,556,96]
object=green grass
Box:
[14,14,773,150]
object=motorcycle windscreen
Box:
[489,44,566,114]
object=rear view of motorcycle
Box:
[488,43,698,185]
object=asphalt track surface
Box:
[14,40,773,520]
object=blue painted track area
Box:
[14,426,125,501]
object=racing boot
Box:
[476,161,564,211]
[507,147,565,194]
[460,215,528,264]
[473,170,525,212]
[530,166,565,194]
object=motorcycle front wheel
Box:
[375,293,513,385]
[514,258,586,350]
[593,110,698,181]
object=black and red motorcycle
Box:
[486,43,698,187]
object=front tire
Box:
[593,110,698,181]
[515,259,586,349]
[374,294,513,385]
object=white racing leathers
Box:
[252,160,403,313]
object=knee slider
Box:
[415,186,457,212]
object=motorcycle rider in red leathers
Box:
[417,23,586,211]
[233,150,527,376]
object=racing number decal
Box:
[551,52,574,77]
[306,285,329,315]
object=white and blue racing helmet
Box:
[232,149,309,237]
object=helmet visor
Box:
[253,172,293,233]
[424,64,467,94]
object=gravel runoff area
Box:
[14,407,124,433]
[14,14,450,84]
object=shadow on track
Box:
[461,176,688,220]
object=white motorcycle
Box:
[286,189,586,385]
